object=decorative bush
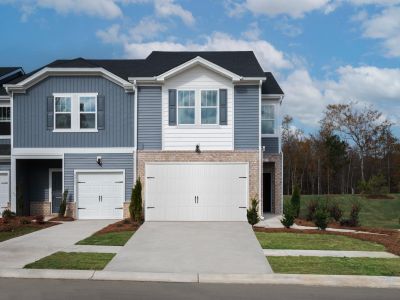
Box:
[340,202,362,227]
[328,201,343,222]
[129,178,143,222]
[358,174,388,195]
[19,217,31,225]
[247,198,260,226]
[314,207,329,230]
[34,215,45,224]
[306,199,319,221]
[290,185,301,218]
[281,204,295,228]
[122,219,131,224]
[1,209,15,219]
[58,190,68,217]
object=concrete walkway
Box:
[263,249,398,258]
[105,222,272,274]
[0,220,115,269]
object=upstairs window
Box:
[201,90,218,124]
[177,90,195,125]
[0,106,11,136]
[261,104,275,134]
[55,97,72,129]
[80,96,96,129]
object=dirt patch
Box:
[0,216,59,232]
[95,219,141,235]
[254,227,400,256]
[48,216,75,222]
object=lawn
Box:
[0,226,42,242]
[284,194,400,229]
[256,232,385,251]
[76,231,134,246]
[24,252,115,270]
[267,256,400,276]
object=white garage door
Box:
[0,172,9,215]
[76,171,124,219]
[145,163,248,221]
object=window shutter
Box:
[219,89,227,125]
[168,89,177,126]
[97,95,105,130]
[47,96,54,130]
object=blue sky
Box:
[0,0,399,135]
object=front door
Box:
[51,171,63,214]
[263,173,272,213]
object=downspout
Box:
[133,80,138,183]
[258,80,263,219]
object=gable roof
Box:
[0,67,24,96]
[262,72,284,95]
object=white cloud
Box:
[97,24,126,44]
[359,6,400,57]
[154,0,195,25]
[130,18,168,42]
[241,22,261,40]
[121,32,292,71]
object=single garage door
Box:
[0,172,9,215]
[145,163,248,221]
[76,171,124,219]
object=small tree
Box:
[314,207,329,230]
[58,190,68,217]
[129,178,142,222]
[281,203,295,228]
[247,198,260,226]
[290,185,301,218]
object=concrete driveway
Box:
[105,222,272,274]
[0,220,114,269]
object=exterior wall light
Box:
[96,156,103,166]
[195,144,201,154]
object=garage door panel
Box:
[0,173,9,214]
[146,163,248,221]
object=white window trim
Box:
[261,102,277,137]
[53,93,98,133]
[177,89,196,126]
[200,89,219,125]
[0,104,11,138]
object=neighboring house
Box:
[0,67,24,215]
[2,51,284,221]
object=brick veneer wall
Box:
[263,153,283,214]
[66,202,76,219]
[30,202,51,216]
[137,150,260,208]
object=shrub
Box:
[19,217,31,225]
[290,185,301,218]
[58,190,68,217]
[328,201,343,222]
[358,174,388,195]
[340,202,362,227]
[281,204,295,228]
[129,178,143,222]
[34,215,45,224]
[122,219,131,224]
[2,209,15,219]
[306,199,319,221]
[314,207,329,230]
[247,198,260,226]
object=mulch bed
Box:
[0,216,59,232]
[95,219,141,235]
[254,227,400,256]
[48,216,75,222]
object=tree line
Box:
[282,102,399,195]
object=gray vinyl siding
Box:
[64,153,134,202]
[234,85,259,150]
[13,76,134,148]
[0,161,10,171]
[137,86,162,150]
[262,137,280,154]
[0,139,10,144]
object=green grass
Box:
[0,226,42,242]
[256,232,385,251]
[284,193,400,229]
[267,256,400,276]
[76,231,134,246]
[24,252,115,270]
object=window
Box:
[0,106,10,136]
[80,96,96,129]
[261,104,275,134]
[53,93,97,131]
[177,90,195,125]
[55,97,72,129]
[201,90,218,124]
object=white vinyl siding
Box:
[162,66,234,151]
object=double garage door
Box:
[145,163,249,221]
[76,171,124,219]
